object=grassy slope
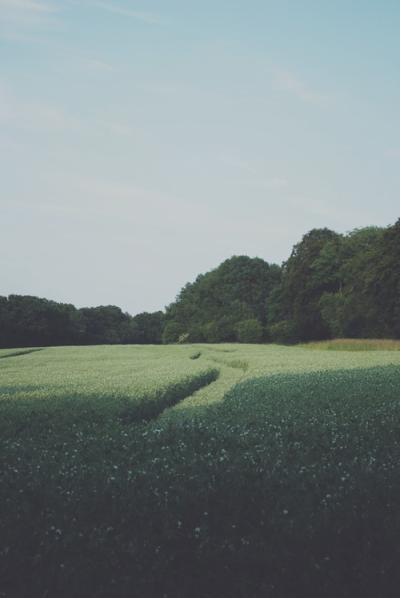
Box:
[1,344,400,597]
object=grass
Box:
[1,344,400,597]
[300,338,400,351]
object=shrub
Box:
[202,322,220,343]
[161,322,182,344]
[236,319,263,343]
[268,319,299,344]
[187,326,207,343]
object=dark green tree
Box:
[0,295,77,347]
[280,228,342,341]
[165,256,282,342]
[368,219,400,338]
[130,311,165,344]
[236,319,263,343]
[78,305,131,345]
[318,227,384,338]
[162,322,184,344]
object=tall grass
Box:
[300,338,400,351]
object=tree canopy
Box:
[164,255,281,343]
[0,298,164,348]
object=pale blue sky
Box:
[1,0,399,315]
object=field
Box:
[300,338,400,351]
[2,344,400,597]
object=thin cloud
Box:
[0,0,61,29]
[0,81,11,121]
[67,55,119,73]
[12,188,203,240]
[83,59,118,72]
[273,70,332,105]
[39,173,194,218]
[18,101,84,132]
[284,195,360,222]
[385,148,400,159]
[88,1,167,24]
[0,31,51,42]
[259,178,288,189]
[98,121,136,137]
[138,83,188,94]
[0,0,55,11]
[0,86,84,133]
[217,155,289,189]
[218,155,258,174]
[138,82,245,105]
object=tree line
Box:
[0,298,165,348]
[1,218,399,348]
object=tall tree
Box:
[78,305,132,345]
[165,256,281,342]
[130,311,165,344]
[281,228,342,341]
[318,227,384,338]
[368,219,400,338]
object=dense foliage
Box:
[2,345,400,597]
[165,255,281,343]
[165,219,400,343]
[1,219,399,347]
[0,296,164,348]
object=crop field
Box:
[300,338,400,351]
[2,344,400,597]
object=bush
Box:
[202,322,220,343]
[268,319,299,344]
[236,319,263,343]
[187,326,207,343]
[202,319,236,343]
[161,322,182,344]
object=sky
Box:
[1,0,400,316]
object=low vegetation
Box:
[301,338,400,351]
[1,344,400,597]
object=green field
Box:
[2,344,400,597]
[300,338,400,351]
